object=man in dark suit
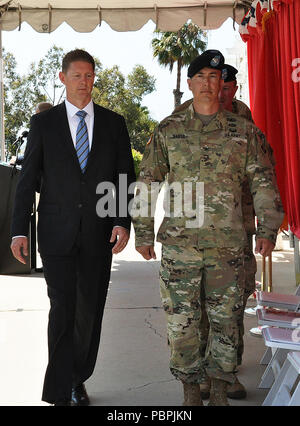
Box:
[10,49,136,406]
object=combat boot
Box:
[227,376,247,399]
[199,376,210,399]
[208,378,230,406]
[182,383,203,406]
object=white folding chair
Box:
[259,327,300,389]
[256,285,300,365]
[257,289,300,312]
[263,351,300,405]
[257,308,300,329]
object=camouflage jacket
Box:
[232,99,277,236]
[132,104,284,249]
[173,98,273,236]
[232,99,256,234]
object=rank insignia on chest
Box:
[225,132,239,138]
[170,134,188,139]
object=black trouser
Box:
[41,234,112,404]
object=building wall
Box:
[225,34,250,107]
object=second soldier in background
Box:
[170,61,273,400]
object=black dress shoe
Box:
[54,400,71,406]
[71,384,90,406]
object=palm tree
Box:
[152,22,207,108]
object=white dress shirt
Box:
[65,98,94,149]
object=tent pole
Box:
[294,235,300,287]
[0,25,5,162]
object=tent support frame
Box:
[0,25,4,162]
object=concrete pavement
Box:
[0,230,297,406]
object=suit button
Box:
[78,204,83,208]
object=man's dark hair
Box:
[36,102,53,113]
[62,49,95,72]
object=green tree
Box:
[93,65,157,153]
[27,45,66,105]
[152,21,207,107]
[3,49,46,158]
[132,148,143,178]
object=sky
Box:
[2,17,245,122]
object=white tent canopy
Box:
[0,0,248,32]
[0,0,250,160]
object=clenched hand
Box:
[10,237,28,264]
[136,245,157,260]
[255,238,275,257]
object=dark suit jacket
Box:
[11,101,136,256]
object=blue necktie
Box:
[75,110,89,173]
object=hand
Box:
[110,227,129,254]
[255,238,275,257]
[10,237,28,264]
[136,245,157,260]
[9,156,16,165]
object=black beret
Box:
[223,64,238,82]
[187,49,225,79]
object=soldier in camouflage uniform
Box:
[219,64,253,122]
[132,50,284,406]
[202,64,276,399]
[172,64,271,400]
[220,64,256,398]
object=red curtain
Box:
[246,0,300,238]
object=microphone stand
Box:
[10,132,40,272]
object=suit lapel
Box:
[84,102,107,174]
[57,102,82,173]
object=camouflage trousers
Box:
[199,241,257,367]
[160,244,245,384]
